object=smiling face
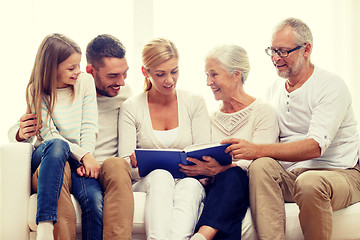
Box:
[144,58,179,96]
[57,52,81,88]
[271,27,305,79]
[90,57,129,97]
[205,58,239,101]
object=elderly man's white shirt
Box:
[267,66,359,170]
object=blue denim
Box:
[31,139,70,224]
[70,160,104,240]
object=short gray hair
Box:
[275,18,313,49]
[206,45,250,83]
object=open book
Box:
[135,142,232,178]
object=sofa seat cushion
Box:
[28,191,360,239]
[28,192,146,234]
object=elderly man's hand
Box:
[221,138,259,160]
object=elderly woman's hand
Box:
[179,156,234,177]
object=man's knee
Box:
[100,157,132,188]
[294,171,331,202]
[102,157,130,174]
[248,157,279,178]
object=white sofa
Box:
[2,142,360,240]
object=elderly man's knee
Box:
[294,171,330,201]
[248,157,279,176]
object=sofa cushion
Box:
[28,192,146,234]
[27,191,360,239]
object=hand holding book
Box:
[180,155,236,177]
[134,142,232,178]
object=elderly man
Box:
[222,18,360,240]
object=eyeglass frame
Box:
[265,43,306,58]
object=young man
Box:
[10,34,134,240]
[85,34,134,240]
[222,18,360,240]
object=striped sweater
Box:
[38,73,98,161]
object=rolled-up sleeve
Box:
[307,78,351,155]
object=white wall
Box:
[351,0,360,129]
[0,0,134,144]
[1,0,359,145]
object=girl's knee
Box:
[43,139,70,164]
[47,139,69,151]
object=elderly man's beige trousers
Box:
[248,157,360,240]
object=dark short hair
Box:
[86,34,126,68]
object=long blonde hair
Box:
[26,33,81,139]
[142,38,178,91]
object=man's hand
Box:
[78,153,100,178]
[221,138,259,160]
[180,156,234,177]
[16,113,41,141]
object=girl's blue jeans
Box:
[32,139,104,240]
[31,139,70,223]
[69,158,104,240]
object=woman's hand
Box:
[180,156,234,177]
[78,153,101,178]
[129,152,137,168]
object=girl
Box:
[25,33,101,240]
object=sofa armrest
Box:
[0,142,33,240]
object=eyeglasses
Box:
[265,43,306,58]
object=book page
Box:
[183,141,222,152]
[136,148,182,152]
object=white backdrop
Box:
[1,0,359,144]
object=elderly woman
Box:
[119,38,210,240]
[181,45,279,240]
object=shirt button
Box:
[286,102,289,105]
[324,136,327,139]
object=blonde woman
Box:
[119,38,210,239]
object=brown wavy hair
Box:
[25,33,81,140]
